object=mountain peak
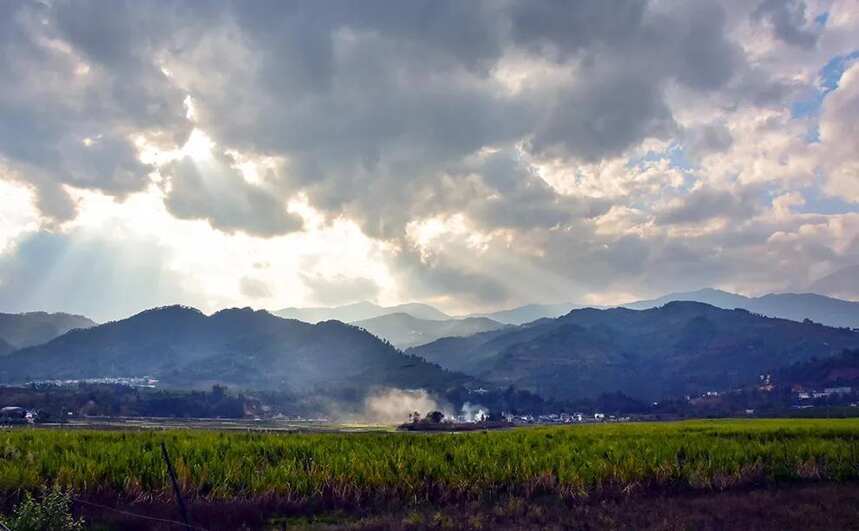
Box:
[211,306,268,318]
[134,304,205,317]
[273,301,449,323]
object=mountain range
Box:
[352,313,506,349]
[3,284,859,404]
[0,306,468,393]
[408,302,859,401]
[0,311,96,352]
[623,289,859,329]
[270,288,859,349]
[463,303,579,325]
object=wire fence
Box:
[73,497,210,531]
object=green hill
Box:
[409,302,859,401]
[0,306,470,393]
[0,311,96,350]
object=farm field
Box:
[2,419,859,529]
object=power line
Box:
[72,498,210,531]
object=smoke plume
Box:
[361,388,451,424]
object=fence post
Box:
[160,441,193,531]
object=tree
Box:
[426,410,445,424]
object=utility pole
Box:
[160,441,193,531]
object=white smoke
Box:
[460,402,489,423]
[361,388,451,424]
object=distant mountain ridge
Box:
[274,301,450,323]
[462,303,579,325]
[623,288,859,329]
[0,311,96,351]
[808,265,859,301]
[0,306,470,393]
[353,313,506,349]
[409,301,859,401]
[273,287,859,336]
[274,300,582,327]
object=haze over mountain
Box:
[463,303,580,325]
[409,302,859,402]
[0,337,14,357]
[353,313,506,349]
[275,299,579,331]
[808,265,859,301]
[0,306,469,393]
[274,302,450,324]
[623,289,859,329]
[0,312,96,351]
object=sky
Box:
[0,0,858,322]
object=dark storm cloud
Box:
[462,151,611,230]
[753,0,820,49]
[683,123,734,160]
[0,0,191,221]
[656,186,761,226]
[510,0,648,59]
[529,70,678,161]
[521,1,739,161]
[181,2,529,239]
[172,0,748,235]
[392,246,511,306]
[2,0,749,237]
[163,156,303,237]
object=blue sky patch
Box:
[791,50,859,120]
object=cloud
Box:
[0,1,857,315]
[299,273,381,307]
[753,0,820,49]
[656,186,761,226]
[239,276,271,299]
[0,1,191,222]
[529,69,678,161]
[683,123,734,160]
[163,155,303,237]
[819,62,859,203]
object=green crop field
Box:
[2,419,858,510]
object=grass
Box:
[1,419,858,515]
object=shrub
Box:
[2,488,84,531]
